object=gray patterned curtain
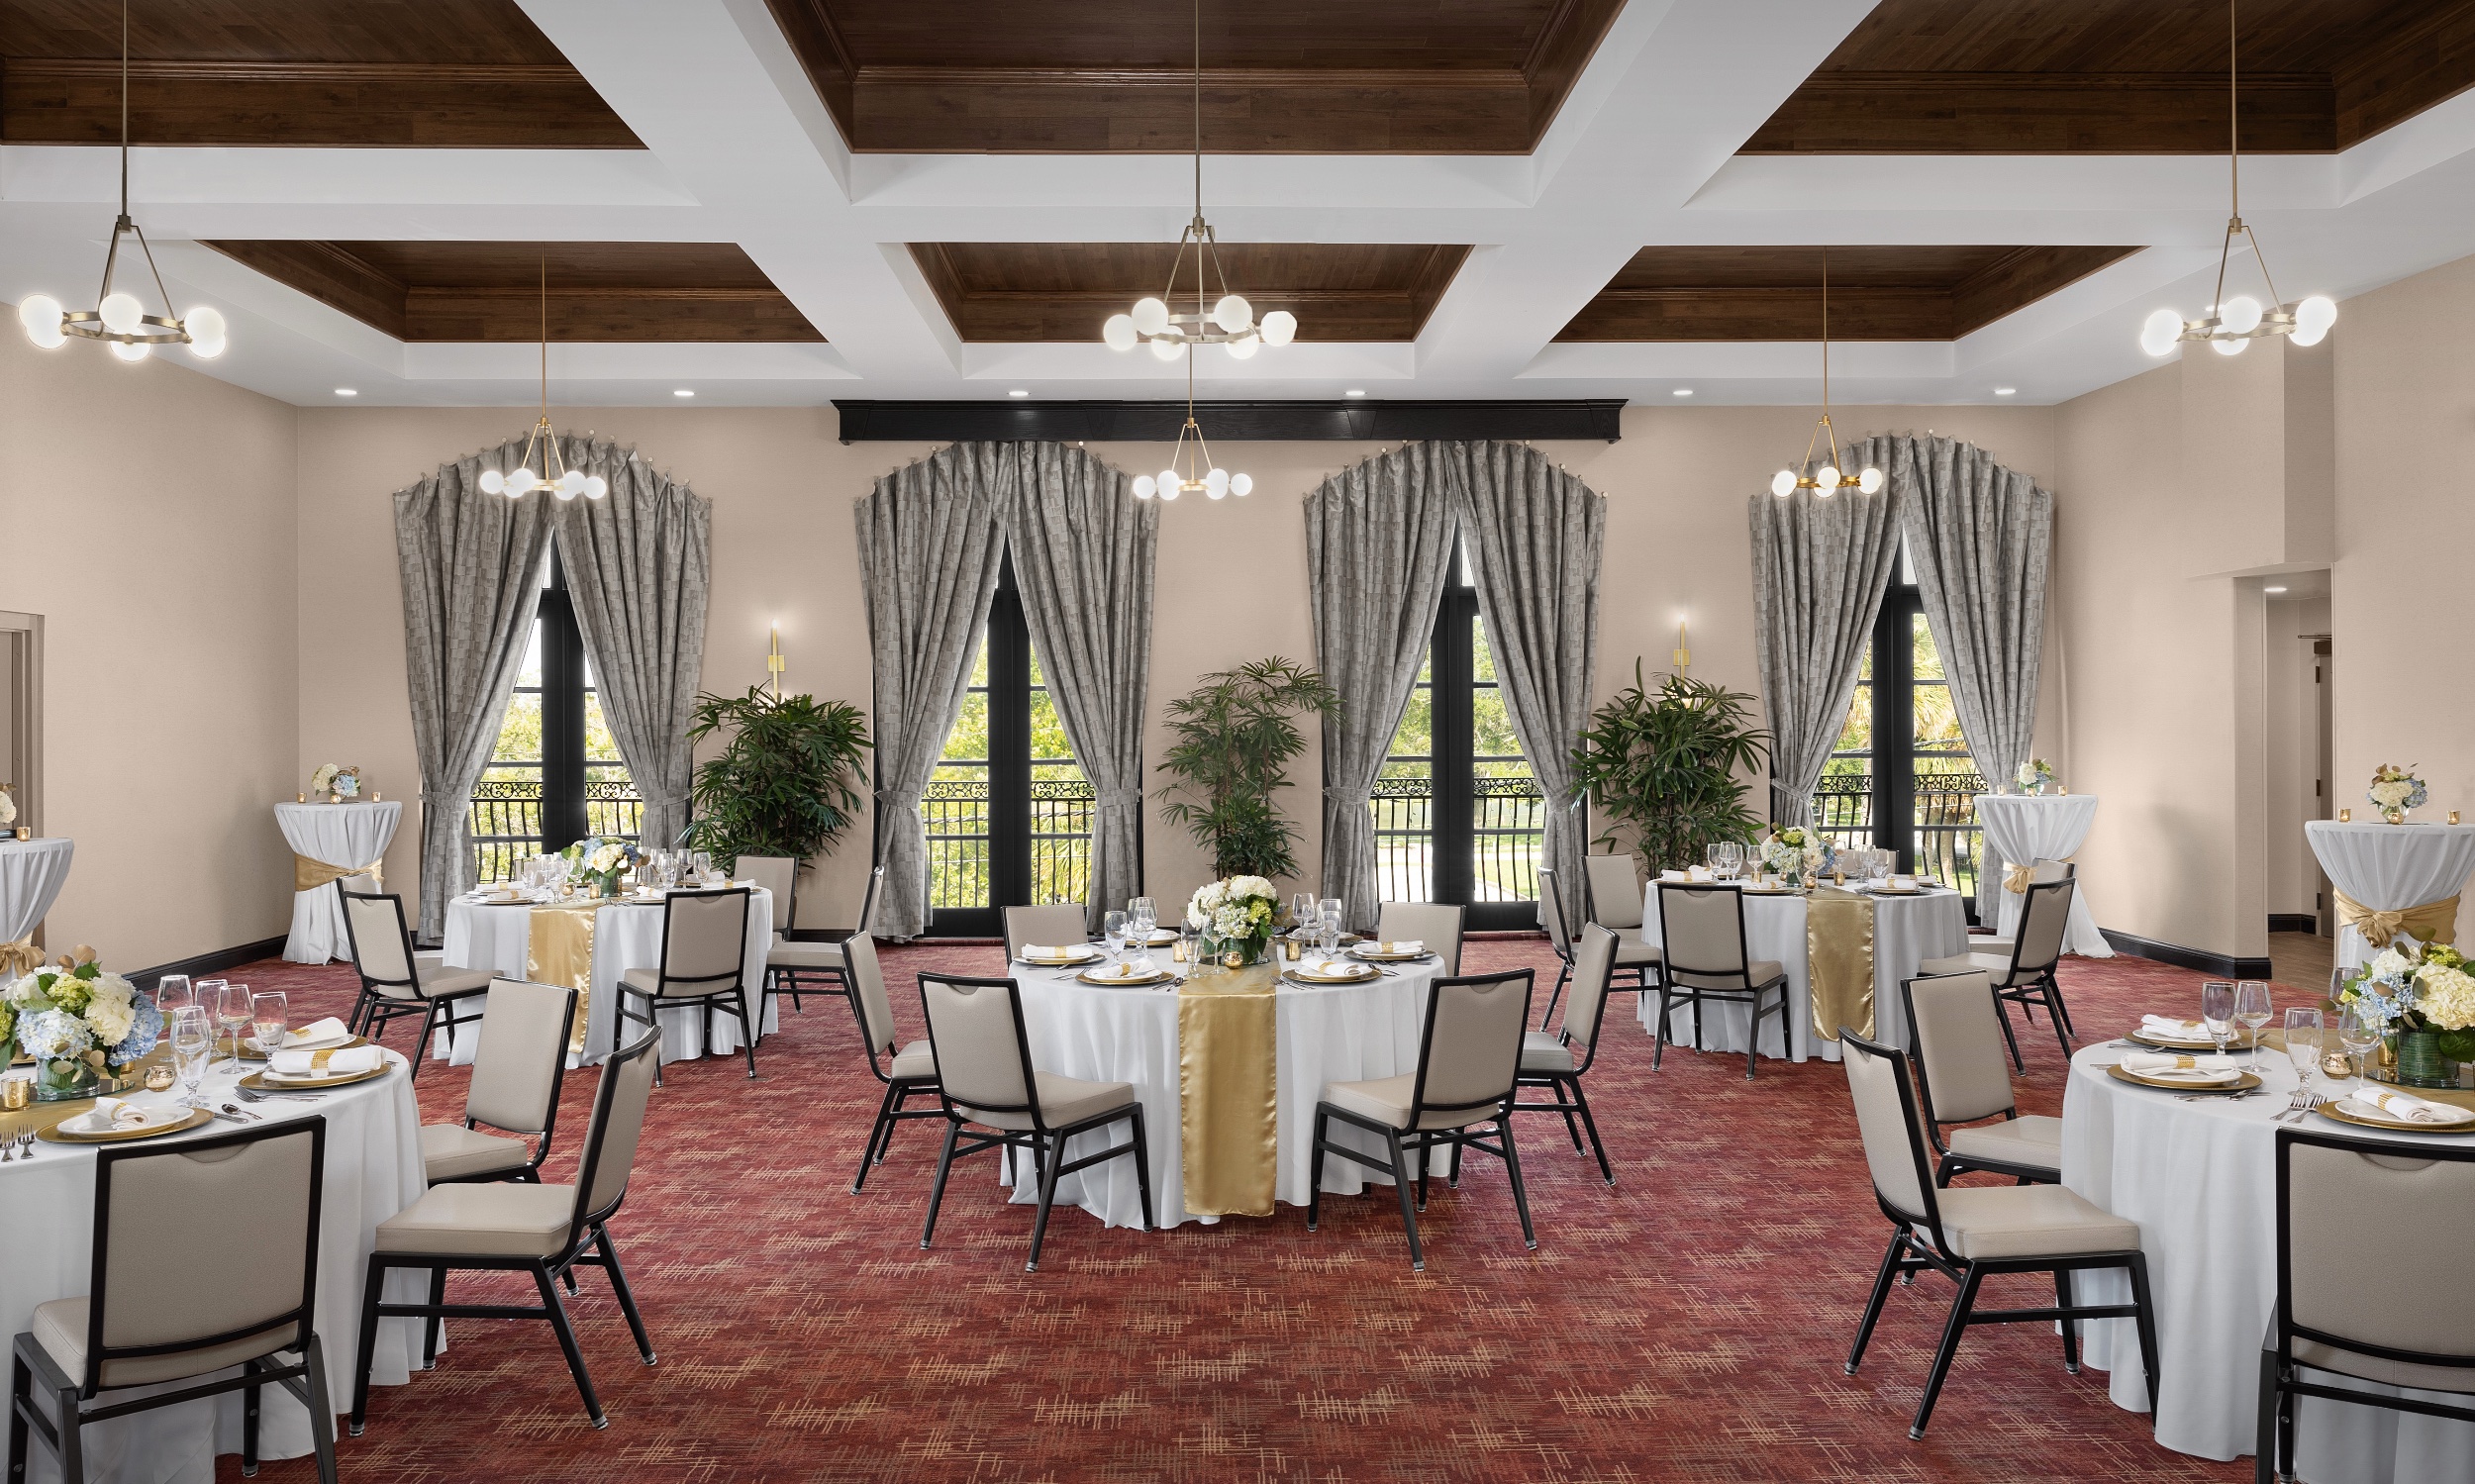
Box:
[987,444,1156,931]
[855,445,1006,939]
[548,437,712,856]
[1747,478,1904,827]
[394,436,558,940]
[1451,443,1604,941]
[1307,445,1459,930]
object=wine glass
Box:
[216,982,253,1071]
[171,1006,213,1109]
[2234,981,2273,1069]
[1103,910,1129,957]
[1291,892,1316,936]
[1319,898,1344,956]
[1130,896,1157,943]
[2283,1008,2323,1110]
[2200,980,2236,1064]
[2335,1003,2380,1099]
[153,972,193,1018]
[251,989,289,1058]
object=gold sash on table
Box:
[1807,887,1877,1043]
[1177,963,1279,1218]
[2332,890,2460,950]
[2001,854,2071,894]
[526,902,599,1053]
[293,854,383,893]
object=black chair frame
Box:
[1565,857,1660,1016]
[1650,882,1791,1080]
[351,1030,662,1435]
[1897,972,2058,1188]
[767,864,884,1019]
[1512,930,1618,1186]
[619,887,757,1084]
[847,972,942,1196]
[10,1119,337,1484]
[915,972,1154,1272]
[1308,968,1539,1272]
[431,983,577,1188]
[1988,877,2078,1071]
[337,883,486,1081]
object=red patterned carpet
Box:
[208,939,2267,1484]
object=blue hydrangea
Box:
[17,1007,93,1062]
[105,995,161,1068]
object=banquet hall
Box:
[4,1,2474,1481]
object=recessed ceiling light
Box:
[1008,388,1031,398]
[1343,389,1366,398]
[1994,387,2018,396]
[334,388,356,397]
[673,388,695,398]
[2264,585,2289,594]
[1672,388,1694,397]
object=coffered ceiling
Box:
[912,244,1468,342]
[1558,246,2142,341]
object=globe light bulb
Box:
[1771,469,1796,497]
[479,469,506,495]
[506,468,539,495]
[2139,307,2185,357]
[1156,468,1181,502]
[1131,297,1170,336]
[2292,295,2337,347]
[110,339,149,362]
[1206,467,1230,499]
[1133,474,1156,499]
[1102,314,1138,351]
[583,475,608,499]
[2212,335,2247,356]
[1230,472,1252,497]
[183,306,227,357]
[557,469,588,498]
[2218,295,2263,336]
[99,291,143,335]
[1211,294,1252,334]
[1858,466,1884,494]
[1149,337,1184,361]
[19,294,65,348]
[1258,310,1297,346]
[1815,464,1839,493]
[1225,336,1257,359]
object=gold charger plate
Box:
[2127,1030,2222,1051]
[39,1107,214,1143]
[1021,951,1100,967]
[237,1034,370,1063]
[1289,966,1380,984]
[240,1064,389,1093]
[2315,1099,2475,1135]
[1076,967,1173,987]
[2106,1063,2261,1094]
[1348,946,1431,962]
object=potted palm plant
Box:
[1155,657,1340,881]
[680,685,872,875]
[1568,661,1770,873]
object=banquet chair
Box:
[1919,877,2077,1071]
[1511,924,1621,1186]
[1375,902,1464,974]
[915,972,1153,1272]
[10,1118,337,1484]
[1651,882,1791,1079]
[1899,970,2061,1186]
[1309,967,1536,1271]
[2257,1129,2475,1483]
[618,887,757,1084]
[337,885,494,1080]
[1580,851,1643,933]
[352,1029,661,1434]
[842,933,944,1194]
[1967,858,2074,958]
[1003,904,1092,962]
[1536,865,1660,1026]
[1837,1031,2160,1440]
[762,862,886,1017]
[421,979,575,1187]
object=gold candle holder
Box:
[2338,809,2351,822]
[1282,938,1302,961]
[144,1063,176,1092]
[10,827,25,841]
[2453,811,2463,826]
[1170,939,1189,963]
[1,1076,29,1111]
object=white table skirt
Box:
[438,890,778,1065]
[999,950,1446,1230]
[2305,820,2475,972]
[1631,885,1969,1061]
[0,836,73,944]
[0,1051,431,1484]
[2061,1043,2475,1479]
[1972,793,2113,957]
[276,802,402,964]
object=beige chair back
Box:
[919,974,1033,1120]
[657,888,749,992]
[1535,865,1573,956]
[737,855,797,927]
[1004,904,1089,961]
[466,979,574,1137]
[339,887,417,992]
[575,1030,661,1228]
[1583,853,1644,930]
[1902,971,2017,1126]
[1563,925,1620,1054]
[1657,882,1748,983]
[1377,901,1464,974]
[2012,878,2075,976]
[2030,858,2075,884]
[844,933,897,1057]
[1839,1032,1937,1231]
[1414,969,1530,1123]
[89,1120,324,1388]
[2283,1136,2475,1372]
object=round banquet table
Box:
[998,946,1448,1230]
[275,801,402,963]
[0,835,74,945]
[1972,792,2113,956]
[2305,820,2475,972]
[1630,883,1968,1061]
[439,887,777,1065]
[2061,1042,2475,1480]
[0,1050,431,1484]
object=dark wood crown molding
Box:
[833,399,1625,443]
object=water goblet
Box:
[170,1006,213,1110]
[1104,910,1129,957]
[251,990,289,1059]
[1319,900,1343,957]
[2234,981,2273,1069]
[2283,1008,2323,1109]
[216,982,253,1071]
[1291,892,1316,936]
[1130,896,1157,943]
[153,972,193,1018]
[2200,980,2236,1065]
[2335,1004,2380,1098]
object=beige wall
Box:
[0,332,299,969]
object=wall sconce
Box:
[1672,620,1691,673]
[767,625,787,698]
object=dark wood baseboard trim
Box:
[2267,914,2318,935]
[130,937,289,991]
[2100,929,2272,980]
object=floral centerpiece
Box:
[308,762,363,802]
[1760,826,1832,883]
[563,837,639,897]
[4,947,161,1102]
[2337,937,2475,1087]
[2015,757,2057,793]
[2367,763,2427,826]
[0,784,16,828]
[1186,875,1278,968]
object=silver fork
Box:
[17,1130,34,1159]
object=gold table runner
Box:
[2332,889,2460,950]
[1807,887,1877,1044]
[1177,962,1279,1218]
[526,902,599,1053]
[293,853,383,893]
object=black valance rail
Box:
[832,399,1626,445]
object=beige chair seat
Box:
[376,1181,577,1258]
[33,1297,297,1389]
[888,1039,937,1081]
[1944,1114,2064,1173]
[1614,939,1662,967]
[767,941,845,970]
[2289,1332,2475,1395]
[1324,1073,1503,1132]
[410,963,492,1000]
[420,1122,535,1182]
[620,965,743,998]
[961,1071,1133,1131]
[1927,1183,2139,1261]
[1969,939,2015,958]
[1520,1030,1576,1073]
[1670,958,1785,991]
[1920,950,2021,982]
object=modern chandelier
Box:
[1136,309,1251,500]
[2138,0,2335,358]
[1101,0,1297,362]
[479,261,607,500]
[17,0,226,362]
[1771,247,1881,498]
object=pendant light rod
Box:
[1774,245,1878,498]
[480,257,606,501]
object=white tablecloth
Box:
[1972,792,2113,956]
[999,949,1447,1230]
[275,802,402,964]
[0,1052,431,1484]
[439,889,778,1065]
[0,836,74,944]
[2305,820,2475,972]
[2062,1043,2475,1480]
[1631,884,1969,1061]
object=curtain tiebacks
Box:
[2001,854,2073,895]
[0,939,40,976]
[2333,890,2459,949]
[295,854,385,893]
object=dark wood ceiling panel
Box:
[1742,0,2475,154]
[200,241,824,343]
[765,0,1622,152]
[0,0,639,146]
[1554,245,2140,342]
[911,242,1471,342]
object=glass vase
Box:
[2388,1030,2452,1088]
[34,1057,100,1103]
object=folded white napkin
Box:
[284,1018,350,1047]
[1096,956,1159,980]
[2349,1086,2475,1124]
[86,1096,150,1130]
[2118,1050,2241,1082]
[2139,1015,2212,1039]
[1304,956,1365,977]
[1362,940,1423,955]
[270,1045,383,1078]
[1887,875,1915,890]
[1659,869,1689,882]
[1022,943,1090,960]
[1687,865,1712,882]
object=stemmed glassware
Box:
[1130,896,1157,944]
[2200,980,2236,1064]
[2283,1007,2323,1113]
[170,1006,213,1109]
[216,982,252,1071]
[1103,910,1129,957]
[251,990,289,1058]
[2335,1003,2380,1099]
[153,973,193,1019]
[1319,897,1344,956]
[2233,981,2273,1069]
[1291,893,1317,936]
